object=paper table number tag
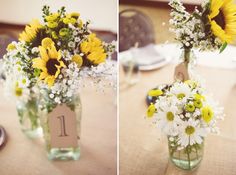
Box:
[174,63,189,82]
[49,104,78,148]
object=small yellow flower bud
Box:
[146,103,156,118]
[72,54,83,68]
[148,89,163,97]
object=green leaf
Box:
[220,42,227,53]
[34,68,41,77]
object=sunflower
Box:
[80,33,107,65]
[208,0,236,43]
[32,38,66,87]
[19,19,43,42]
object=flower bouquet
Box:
[146,81,224,170]
[2,6,116,160]
[169,0,236,80]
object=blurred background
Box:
[0,0,117,59]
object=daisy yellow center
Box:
[185,126,195,135]
[212,10,225,29]
[46,59,60,75]
[177,93,185,100]
[166,112,174,121]
[15,87,23,97]
[22,79,26,84]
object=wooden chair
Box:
[119,9,155,52]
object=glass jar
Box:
[39,93,82,161]
[16,97,42,138]
[121,56,140,85]
[168,136,204,170]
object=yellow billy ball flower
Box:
[45,13,59,22]
[47,21,58,29]
[63,15,77,25]
[72,54,83,67]
[208,0,236,43]
[147,103,156,118]
[70,12,80,18]
[194,94,205,101]
[185,103,195,112]
[201,106,214,123]
[51,31,58,39]
[148,89,163,97]
[194,99,203,108]
[59,28,70,37]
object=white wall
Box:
[0,0,117,32]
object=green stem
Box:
[195,145,199,160]
[184,47,191,65]
[178,149,181,164]
[187,137,191,170]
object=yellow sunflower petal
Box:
[211,20,233,43]
[210,0,224,19]
[39,71,49,80]
[80,41,90,54]
[45,76,55,87]
[60,59,66,68]
[39,46,49,61]
[54,67,61,78]
[32,57,46,69]
[30,19,43,29]
[48,45,58,59]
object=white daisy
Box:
[18,76,30,88]
[178,119,206,147]
[8,81,30,103]
[170,82,193,102]
[155,105,180,136]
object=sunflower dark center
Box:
[213,9,226,29]
[46,59,60,75]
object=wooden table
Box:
[0,87,117,175]
[119,64,236,175]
